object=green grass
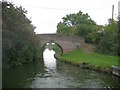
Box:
[59,49,119,72]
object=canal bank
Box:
[56,49,120,75]
[2,49,120,88]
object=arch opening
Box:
[41,41,63,58]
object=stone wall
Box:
[37,34,85,53]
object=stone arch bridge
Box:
[37,34,85,53]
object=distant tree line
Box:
[57,11,119,56]
[2,1,42,67]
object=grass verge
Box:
[58,49,119,73]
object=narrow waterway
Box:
[3,49,120,88]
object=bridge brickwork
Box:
[37,34,85,53]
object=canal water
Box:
[2,49,120,88]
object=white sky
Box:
[6,0,119,34]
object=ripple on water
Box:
[3,49,120,88]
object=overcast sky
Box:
[7,0,119,34]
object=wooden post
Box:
[112,5,114,20]
[118,1,120,21]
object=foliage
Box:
[2,1,41,67]
[56,11,98,43]
[91,19,118,56]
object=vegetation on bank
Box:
[58,49,119,73]
[2,1,42,67]
[56,11,119,56]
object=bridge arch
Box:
[38,34,85,54]
[41,41,63,57]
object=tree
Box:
[2,1,41,67]
[57,11,99,43]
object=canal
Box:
[2,49,120,88]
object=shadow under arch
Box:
[40,41,63,58]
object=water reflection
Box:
[43,49,56,70]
